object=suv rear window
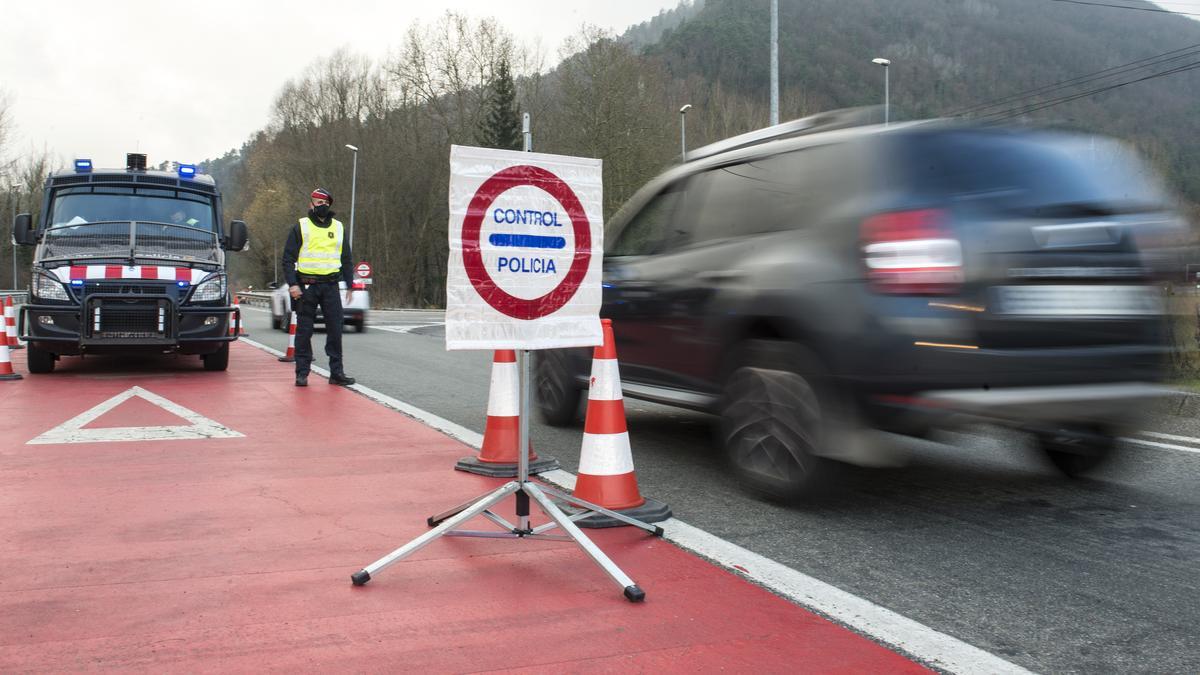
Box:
[900,130,1167,213]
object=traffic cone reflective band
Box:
[5,297,22,350]
[574,319,670,527]
[455,350,559,477]
[0,339,22,381]
[278,311,297,362]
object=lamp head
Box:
[872,58,891,66]
[679,104,692,114]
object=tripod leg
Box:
[352,481,520,586]
[523,483,645,602]
[538,484,665,536]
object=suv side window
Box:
[686,143,856,244]
[608,184,683,256]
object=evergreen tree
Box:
[476,59,522,151]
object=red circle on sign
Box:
[355,262,372,278]
[461,165,591,320]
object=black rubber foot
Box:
[454,455,560,477]
[0,372,22,380]
[427,516,439,527]
[623,585,645,602]
[577,497,672,529]
[278,356,295,362]
[350,570,371,586]
[653,526,665,537]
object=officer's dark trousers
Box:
[294,281,345,378]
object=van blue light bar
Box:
[74,159,93,173]
[177,164,197,179]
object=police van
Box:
[13,154,249,373]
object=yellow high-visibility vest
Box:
[296,217,344,275]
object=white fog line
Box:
[238,336,1031,674]
[1122,436,1200,456]
[1138,431,1200,447]
[371,323,444,335]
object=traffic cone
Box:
[0,339,22,381]
[574,319,670,528]
[5,297,22,350]
[233,296,247,336]
[456,350,559,477]
[278,311,297,362]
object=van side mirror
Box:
[13,213,34,246]
[226,220,248,252]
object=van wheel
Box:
[202,343,230,371]
[534,349,582,426]
[1036,426,1116,477]
[26,344,55,374]
[355,319,366,333]
[721,340,836,502]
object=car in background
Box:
[535,109,1180,501]
[269,279,369,332]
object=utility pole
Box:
[9,183,22,289]
[770,0,779,126]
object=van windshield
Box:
[902,130,1168,214]
[48,189,217,231]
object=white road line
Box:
[238,336,1031,675]
[1122,437,1200,455]
[372,323,444,335]
[1138,431,1200,447]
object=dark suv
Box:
[535,110,1177,500]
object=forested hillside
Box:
[207,0,1200,307]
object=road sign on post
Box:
[446,145,603,350]
[355,261,373,285]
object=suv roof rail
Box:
[685,106,881,162]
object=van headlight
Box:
[34,271,70,301]
[189,274,226,303]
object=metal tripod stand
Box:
[351,349,663,602]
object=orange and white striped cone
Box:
[5,297,22,350]
[574,319,670,528]
[278,311,297,362]
[0,339,22,381]
[233,296,247,336]
[456,350,559,477]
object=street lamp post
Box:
[679,104,692,161]
[345,144,358,253]
[9,182,23,289]
[770,0,779,126]
[872,58,891,125]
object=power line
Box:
[984,58,1200,121]
[950,41,1200,116]
[1048,0,1200,17]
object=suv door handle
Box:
[696,269,743,283]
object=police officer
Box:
[280,188,356,387]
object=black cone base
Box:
[278,356,295,362]
[577,497,672,529]
[454,455,560,477]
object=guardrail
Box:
[236,291,273,309]
[0,290,29,304]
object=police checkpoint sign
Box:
[446,145,603,350]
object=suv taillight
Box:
[862,209,962,295]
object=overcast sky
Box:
[2,0,681,172]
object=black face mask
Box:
[310,204,332,220]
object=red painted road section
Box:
[0,344,927,672]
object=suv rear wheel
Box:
[534,349,582,426]
[1036,425,1116,477]
[721,340,830,501]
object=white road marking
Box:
[1121,436,1200,455]
[1138,430,1200,447]
[27,386,243,444]
[239,336,1032,674]
[371,323,444,334]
